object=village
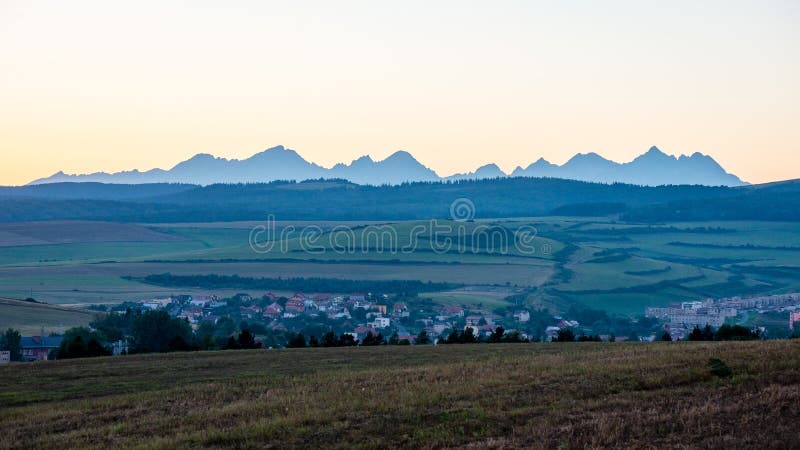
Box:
[4,291,800,363]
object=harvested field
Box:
[0,341,797,448]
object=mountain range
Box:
[28,145,746,187]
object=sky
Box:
[1,0,798,186]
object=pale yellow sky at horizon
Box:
[1,0,798,186]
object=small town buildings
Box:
[646,301,733,328]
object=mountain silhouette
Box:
[28,145,746,187]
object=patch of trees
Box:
[688,324,761,341]
[487,327,528,343]
[135,273,459,295]
[442,328,479,344]
[55,327,112,359]
[286,332,358,348]
[624,266,672,276]
[0,328,22,361]
[225,330,262,350]
[667,242,800,251]
[554,329,575,342]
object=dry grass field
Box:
[1,341,798,449]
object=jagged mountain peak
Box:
[27,145,746,187]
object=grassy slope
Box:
[0,342,798,449]
[0,298,100,335]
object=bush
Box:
[708,358,733,378]
[554,329,575,342]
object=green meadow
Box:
[0,218,798,315]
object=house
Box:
[371,304,388,315]
[284,296,306,315]
[20,336,62,361]
[111,340,129,356]
[269,322,288,332]
[442,305,464,318]
[141,301,161,311]
[0,351,10,364]
[141,297,171,310]
[209,300,227,309]
[264,302,283,319]
[312,293,331,301]
[513,310,531,323]
[178,306,204,322]
[465,315,483,327]
[189,295,217,307]
[303,298,318,309]
[349,293,366,302]
[392,302,410,318]
[348,298,372,309]
[371,317,391,328]
[239,305,262,318]
[329,309,352,320]
[233,293,252,302]
[432,323,449,335]
[545,326,561,340]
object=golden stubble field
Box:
[1,341,798,449]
